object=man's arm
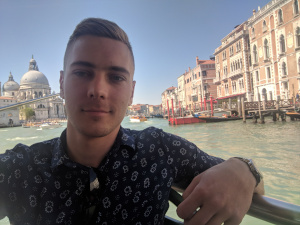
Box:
[176,157,264,225]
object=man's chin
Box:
[79,124,120,138]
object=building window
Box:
[278,9,283,24]
[256,71,260,82]
[294,0,299,15]
[296,27,300,47]
[298,57,300,72]
[198,72,201,77]
[282,62,287,75]
[263,20,267,32]
[253,45,258,63]
[280,35,286,53]
[252,28,255,38]
[266,67,271,79]
[230,46,234,56]
[223,51,226,60]
[202,71,207,76]
[232,81,236,93]
[264,39,270,59]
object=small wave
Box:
[0,130,8,132]
[6,136,39,141]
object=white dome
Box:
[3,80,20,91]
[20,70,49,86]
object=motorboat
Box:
[40,122,62,129]
[130,116,147,122]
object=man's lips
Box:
[81,108,111,115]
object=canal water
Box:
[0,117,299,224]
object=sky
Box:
[0,0,271,105]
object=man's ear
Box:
[128,80,136,106]
[59,70,65,99]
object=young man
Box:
[0,18,264,225]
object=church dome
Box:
[20,56,49,86]
[3,72,20,91]
[20,70,49,86]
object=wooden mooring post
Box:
[258,94,265,124]
[241,96,246,123]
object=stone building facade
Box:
[214,0,300,104]
[1,57,65,121]
[0,97,20,127]
[248,0,300,101]
[179,57,217,112]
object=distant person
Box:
[296,92,299,102]
[0,18,264,225]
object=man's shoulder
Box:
[122,126,164,137]
[0,137,61,165]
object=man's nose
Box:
[87,75,108,99]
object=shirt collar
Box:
[50,127,136,171]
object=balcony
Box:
[213,76,222,84]
[229,68,243,79]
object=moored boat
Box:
[285,110,300,120]
[130,116,147,122]
[194,114,243,122]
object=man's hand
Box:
[176,158,264,225]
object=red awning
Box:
[216,93,245,100]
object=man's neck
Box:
[66,125,120,168]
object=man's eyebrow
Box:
[109,66,130,76]
[69,61,130,75]
[70,61,96,68]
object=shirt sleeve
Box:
[158,129,225,189]
[0,144,30,217]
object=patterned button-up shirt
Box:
[0,126,223,225]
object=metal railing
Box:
[166,188,300,225]
[0,93,60,112]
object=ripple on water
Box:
[6,136,39,141]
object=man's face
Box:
[60,35,135,138]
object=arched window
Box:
[253,45,258,63]
[296,27,300,47]
[294,0,299,15]
[278,9,283,23]
[282,62,287,75]
[280,35,286,53]
[263,20,267,32]
[264,39,270,58]
[252,28,255,37]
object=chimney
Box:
[253,9,256,15]
[196,56,199,65]
[189,67,191,72]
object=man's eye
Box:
[111,75,125,81]
[73,71,89,77]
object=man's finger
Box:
[183,204,218,225]
[181,173,202,200]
